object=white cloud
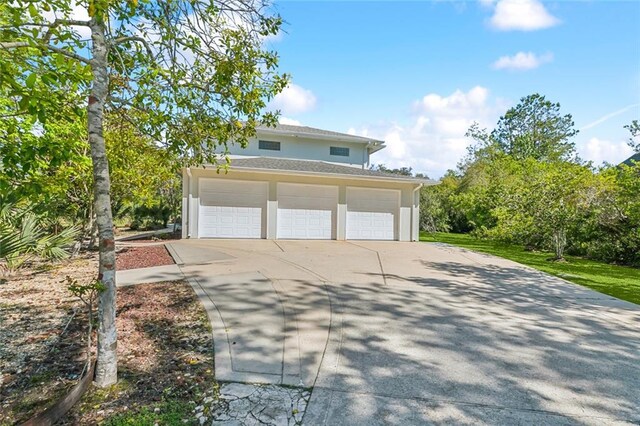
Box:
[492,51,553,71]
[43,2,91,39]
[489,0,560,31]
[415,86,489,119]
[278,116,302,126]
[349,87,507,178]
[581,137,635,166]
[269,83,317,115]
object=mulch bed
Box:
[62,281,214,424]
[1,254,214,425]
[116,245,175,270]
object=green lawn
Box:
[420,232,640,305]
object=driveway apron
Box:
[167,240,640,425]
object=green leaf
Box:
[41,73,57,85]
[18,96,29,110]
[55,54,66,68]
[25,73,37,88]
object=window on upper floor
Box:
[330,146,350,157]
[259,140,281,151]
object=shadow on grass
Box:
[421,232,640,305]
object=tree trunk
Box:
[553,228,566,260]
[88,17,118,387]
[87,211,97,250]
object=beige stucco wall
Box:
[182,167,421,241]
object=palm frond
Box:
[0,202,80,268]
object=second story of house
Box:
[219,124,386,168]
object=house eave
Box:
[196,164,438,186]
[256,127,385,147]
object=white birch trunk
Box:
[88,17,118,387]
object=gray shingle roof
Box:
[226,157,437,185]
[256,123,385,145]
[621,152,640,167]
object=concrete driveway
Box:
[167,239,640,425]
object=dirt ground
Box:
[62,281,214,425]
[0,254,98,425]
[0,249,212,425]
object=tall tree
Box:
[474,93,579,162]
[500,160,598,260]
[625,119,639,153]
[1,0,287,386]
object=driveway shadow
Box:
[304,259,640,424]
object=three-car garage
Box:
[198,180,399,240]
[184,162,427,242]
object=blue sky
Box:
[266,0,640,177]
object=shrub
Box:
[0,202,80,273]
[131,204,171,230]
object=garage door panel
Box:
[278,196,337,211]
[277,184,337,240]
[199,179,267,238]
[347,211,395,240]
[200,206,263,238]
[277,208,333,239]
[347,188,399,212]
[346,188,399,241]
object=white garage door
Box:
[198,179,268,238]
[346,187,399,240]
[277,183,338,239]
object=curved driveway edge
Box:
[169,240,339,388]
[167,240,640,425]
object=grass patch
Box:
[102,400,196,426]
[421,232,640,305]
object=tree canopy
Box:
[1,0,288,386]
[422,95,639,266]
[465,93,579,166]
[1,0,288,162]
